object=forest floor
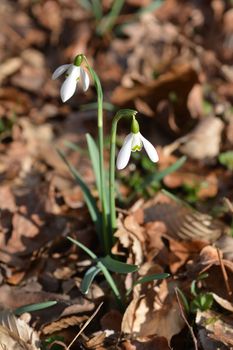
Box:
[0,1,233,349]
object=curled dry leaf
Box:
[164,116,224,160]
[42,315,88,335]
[215,235,233,261]
[122,280,185,343]
[211,293,233,313]
[143,194,225,243]
[0,311,40,350]
[114,214,145,266]
[187,83,204,119]
[187,245,233,301]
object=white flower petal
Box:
[80,67,90,92]
[116,133,133,170]
[140,133,159,162]
[131,132,142,152]
[60,66,80,102]
[52,64,71,80]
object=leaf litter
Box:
[0,0,233,349]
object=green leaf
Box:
[176,287,190,314]
[219,151,233,171]
[191,280,197,297]
[190,293,213,313]
[68,237,122,302]
[14,301,57,315]
[143,156,187,188]
[67,236,97,259]
[126,273,170,296]
[86,133,101,198]
[58,149,101,236]
[134,273,170,285]
[97,255,138,274]
[80,266,101,294]
[64,140,87,154]
[80,101,115,112]
[138,0,164,14]
[199,293,213,309]
[96,261,121,301]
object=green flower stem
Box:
[109,109,137,236]
[84,57,109,254]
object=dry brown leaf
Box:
[130,337,170,350]
[163,171,218,200]
[114,214,144,266]
[143,194,224,242]
[0,57,22,83]
[196,309,233,348]
[100,310,122,332]
[168,239,207,274]
[187,83,204,119]
[0,311,40,350]
[42,315,88,335]
[187,245,233,301]
[212,293,233,312]
[164,116,224,159]
[85,332,106,349]
[122,280,185,343]
[215,235,233,261]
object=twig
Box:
[223,197,233,214]
[67,302,103,350]
[175,288,198,350]
[217,248,232,297]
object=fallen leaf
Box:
[122,280,185,343]
[0,311,40,350]
[164,116,224,160]
[196,309,233,348]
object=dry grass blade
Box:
[67,302,103,350]
[217,248,232,296]
[175,288,198,350]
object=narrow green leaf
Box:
[67,236,97,259]
[14,301,57,315]
[138,0,164,14]
[126,273,170,296]
[134,273,170,285]
[97,255,138,274]
[90,0,103,20]
[58,149,101,235]
[80,101,115,112]
[143,156,186,188]
[176,287,190,314]
[191,280,197,297]
[97,0,125,35]
[68,237,122,302]
[161,189,192,209]
[64,140,87,154]
[96,261,121,301]
[80,266,101,294]
[86,133,101,196]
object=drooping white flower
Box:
[52,56,90,102]
[117,116,159,170]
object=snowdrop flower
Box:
[52,54,90,102]
[117,117,159,170]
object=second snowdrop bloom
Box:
[52,55,90,102]
[116,117,159,170]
